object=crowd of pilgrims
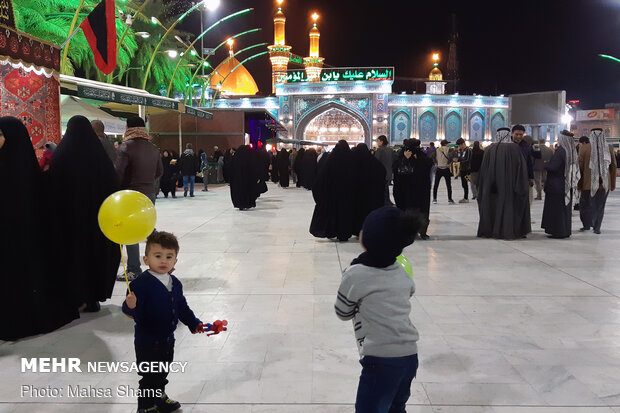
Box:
[1,110,619,341]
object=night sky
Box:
[176,0,620,108]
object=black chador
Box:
[351,143,385,236]
[310,140,355,241]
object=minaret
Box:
[303,13,324,82]
[268,0,292,93]
[446,13,459,92]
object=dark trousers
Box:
[580,189,609,231]
[460,175,469,200]
[135,340,174,408]
[355,354,419,413]
[433,168,452,201]
[384,180,393,206]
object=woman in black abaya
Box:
[294,148,306,188]
[0,117,78,340]
[49,115,120,312]
[277,148,290,187]
[230,145,260,210]
[160,150,179,198]
[310,140,354,241]
[300,148,318,190]
[393,139,432,239]
[351,143,386,235]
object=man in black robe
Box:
[477,128,531,239]
[310,140,355,241]
[541,131,579,238]
[393,139,432,239]
[276,148,290,187]
[50,115,121,312]
[0,117,78,340]
[351,143,386,236]
[230,145,261,210]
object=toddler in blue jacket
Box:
[122,231,203,413]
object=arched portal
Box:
[469,111,485,141]
[418,111,437,142]
[295,101,371,146]
[445,111,462,141]
[491,112,505,134]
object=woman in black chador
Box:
[223,148,235,183]
[310,140,355,241]
[294,147,306,188]
[49,115,120,313]
[393,139,433,239]
[160,150,179,198]
[300,148,318,190]
[351,143,385,236]
[541,131,579,238]
[230,145,261,210]
[277,148,290,187]
[0,116,78,340]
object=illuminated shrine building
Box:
[210,42,259,96]
[215,1,511,146]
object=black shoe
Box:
[83,301,101,312]
[190,194,195,197]
[448,199,455,205]
[172,195,176,198]
[594,229,601,234]
[579,227,590,231]
[157,394,181,412]
[420,234,429,240]
[163,194,168,198]
[184,190,187,197]
[137,406,160,413]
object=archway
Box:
[391,110,411,142]
[469,111,485,141]
[295,101,371,146]
[491,112,505,135]
[418,110,437,142]
[445,111,462,141]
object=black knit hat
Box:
[127,117,146,128]
[362,207,419,262]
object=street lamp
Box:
[204,0,220,11]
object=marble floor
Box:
[2,181,620,413]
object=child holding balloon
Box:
[334,207,420,413]
[122,231,204,413]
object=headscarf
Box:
[493,127,511,143]
[589,128,611,192]
[557,130,580,206]
[123,127,151,141]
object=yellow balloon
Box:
[98,190,157,245]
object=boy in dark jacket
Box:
[335,207,420,412]
[123,231,204,413]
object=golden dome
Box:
[429,65,443,81]
[210,55,259,96]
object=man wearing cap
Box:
[432,139,455,204]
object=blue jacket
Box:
[122,271,201,345]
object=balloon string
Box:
[120,244,131,293]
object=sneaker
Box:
[157,394,181,413]
[432,199,437,204]
[579,227,590,232]
[137,406,160,413]
[594,229,601,234]
[117,271,137,282]
[184,190,187,197]
[458,199,469,204]
[190,194,195,197]
[448,199,455,205]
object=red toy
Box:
[202,320,228,336]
